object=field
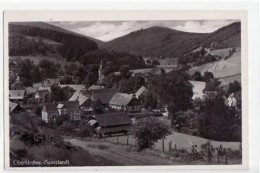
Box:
[189,50,241,85]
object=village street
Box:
[65,138,179,165]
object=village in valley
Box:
[9,21,242,166]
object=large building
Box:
[90,113,132,138]
[109,93,142,112]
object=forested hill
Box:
[100,22,241,57]
[9,22,99,61]
[100,26,209,57]
[200,22,241,49]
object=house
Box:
[91,113,132,138]
[69,90,93,113]
[189,80,206,100]
[109,93,142,112]
[9,90,25,104]
[35,89,50,99]
[57,101,81,121]
[90,88,117,106]
[42,103,60,123]
[9,102,24,113]
[135,86,149,99]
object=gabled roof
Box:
[44,102,58,113]
[36,89,49,98]
[9,90,25,99]
[9,102,20,112]
[109,93,135,106]
[25,87,37,95]
[59,84,85,91]
[57,101,80,110]
[189,80,206,100]
[69,89,91,101]
[89,88,117,104]
[135,86,148,98]
[88,85,105,90]
[39,86,51,92]
[94,113,132,127]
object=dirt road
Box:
[65,138,178,166]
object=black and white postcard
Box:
[3,11,248,169]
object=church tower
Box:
[97,60,105,85]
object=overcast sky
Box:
[49,20,238,42]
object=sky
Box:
[49,20,238,42]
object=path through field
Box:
[65,138,179,166]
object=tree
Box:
[92,99,104,114]
[203,72,214,82]
[227,80,241,96]
[151,60,160,67]
[146,59,151,65]
[119,65,132,79]
[50,85,67,102]
[133,117,171,151]
[148,70,193,122]
[192,71,202,81]
[204,78,221,92]
[78,121,93,139]
[143,92,158,110]
[198,92,241,141]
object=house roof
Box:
[57,101,80,110]
[25,87,37,95]
[59,84,85,91]
[42,78,59,87]
[44,102,58,112]
[39,86,51,92]
[36,89,49,98]
[94,113,132,127]
[135,86,148,98]
[9,102,20,112]
[9,90,25,100]
[91,92,116,105]
[69,89,91,101]
[109,93,134,106]
[88,85,105,90]
[189,80,206,100]
[96,125,132,134]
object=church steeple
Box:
[97,59,105,85]
[98,60,103,77]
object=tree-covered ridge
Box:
[9,23,98,61]
[101,26,208,57]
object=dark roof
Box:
[44,103,58,112]
[94,113,132,127]
[57,101,80,110]
[97,125,132,133]
[90,88,117,104]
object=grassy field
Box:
[189,50,241,85]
